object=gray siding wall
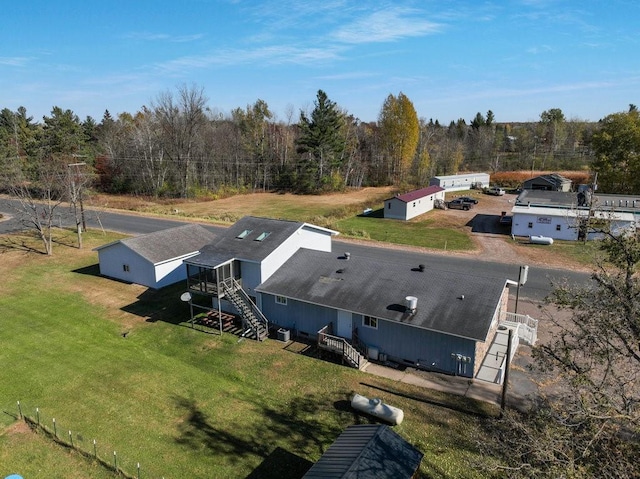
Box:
[260,295,336,338]
[260,294,477,377]
[353,313,476,376]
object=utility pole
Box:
[500,328,514,414]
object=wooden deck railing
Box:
[318,325,363,369]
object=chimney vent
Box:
[418,264,425,272]
[344,252,350,260]
[405,296,418,312]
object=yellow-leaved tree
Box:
[378,92,419,184]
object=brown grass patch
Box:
[4,420,31,436]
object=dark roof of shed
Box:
[257,249,506,341]
[93,224,216,264]
[185,216,335,268]
[388,185,445,203]
[523,173,571,187]
[303,424,423,479]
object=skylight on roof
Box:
[236,229,252,239]
[255,231,271,241]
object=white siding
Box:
[384,198,408,220]
[511,211,579,240]
[385,190,445,220]
[430,173,490,192]
[261,226,335,282]
[97,243,156,287]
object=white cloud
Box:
[0,56,32,67]
[153,44,344,75]
[332,7,442,44]
[122,32,205,43]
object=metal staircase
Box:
[221,279,269,341]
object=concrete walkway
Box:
[362,362,503,406]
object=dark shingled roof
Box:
[257,248,507,342]
[94,224,216,264]
[389,185,445,203]
[185,216,333,268]
[302,424,423,479]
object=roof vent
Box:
[336,269,344,274]
[418,264,425,272]
[344,252,351,260]
[405,296,418,312]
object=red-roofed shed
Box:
[384,186,445,220]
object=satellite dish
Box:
[180,292,192,302]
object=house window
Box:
[255,232,271,241]
[275,295,287,305]
[556,224,561,231]
[236,229,252,239]
[363,315,378,329]
[387,203,391,209]
[122,264,130,272]
[528,222,533,228]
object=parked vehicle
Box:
[457,196,478,204]
[446,199,473,211]
[485,187,506,196]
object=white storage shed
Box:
[429,173,490,192]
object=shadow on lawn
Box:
[359,382,495,418]
[121,284,187,325]
[173,394,350,478]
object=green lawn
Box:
[0,231,499,478]
[336,213,473,250]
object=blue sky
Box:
[1,0,638,124]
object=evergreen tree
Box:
[296,90,346,193]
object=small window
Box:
[255,232,271,241]
[556,224,561,231]
[236,229,252,239]
[528,222,533,228]
[363,315,378,329]
[123,264,130,272]
[387,203,391,209]
[275,295,287,305]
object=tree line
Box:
[1,85,638,199]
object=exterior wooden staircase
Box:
[317,325,367,369]
[221,279,269,341]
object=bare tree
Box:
[153,84,208,197]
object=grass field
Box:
[89,187,476,252]
[0,230,501,479]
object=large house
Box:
[182,216,529,382]
[383,186,445,220]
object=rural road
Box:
[0,197,590,302]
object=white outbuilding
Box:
[94,224,216,289]
[429,173,490,192]
[384,186,445,220]
[511,205,636,241]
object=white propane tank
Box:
[529,235,554,245]
[351,393,404,425]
